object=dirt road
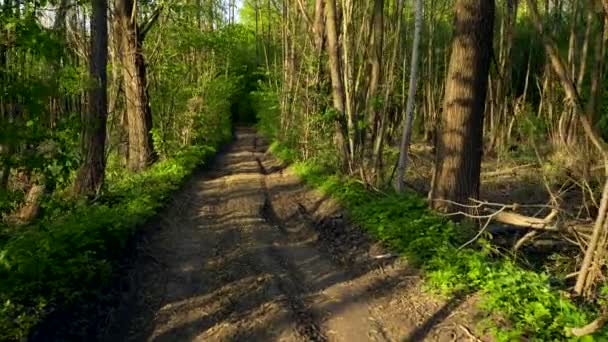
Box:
[100,128,480,342]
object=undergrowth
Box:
[269,142,607,341]
[0,136,228,341]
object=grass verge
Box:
[0,140,226,341]
[270,142,607,341]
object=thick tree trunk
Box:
[115,0,157,172]
[430,0,495,212]
[73,0,108,196]
[325,0,349,169]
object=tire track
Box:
[256,155,328,342]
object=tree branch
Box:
[295,0,313,28]
[138,6,163,42]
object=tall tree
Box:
[73,0,109,195]
[115,0,157,171]
[325,0,349,169]
[395,0,423,193]
[430,0,495,212]
[367,0,384,177]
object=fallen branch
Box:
[491,209,558,230]
[434,198,594,237]
[481,163,534,178]
[513,230,538,251]
[458,207,506,251]
[570,312,608,337]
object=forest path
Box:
[103,127,479,342]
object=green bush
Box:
[252,83,281,140]
[286,154,607,341]
[0,140,224,341]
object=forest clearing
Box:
[1,0,608,341]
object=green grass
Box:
[275,150,607,341]
[0,136,228,341]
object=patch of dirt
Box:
[39,128,491,341]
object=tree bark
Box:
[115,0,157,172]
[73,0,108,196]
[325,0,349,168]
[366,0,384,135]
[395,0,423,193]
[430,0,495,213]
[313,0,325,52]
[367,0,385,182]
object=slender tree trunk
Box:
[312,0,325,87]
[495,0,518,148]
[524,0,604,145]
[341,0,356,171]
[575,16,608,296]
[0,144,10,191]
[366,0,384,135]
[73,0,108,196]
[367,0,385,181]
[325,0,349,168]
[587,16,606,125]
[395,0,422,193]
[255,0,260,64]
[49,0,69,129]
[430,0,495,212]
[576,6,593,92]
[313,0,325,52]
[115,0,157,172]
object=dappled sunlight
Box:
[4,0,607,340]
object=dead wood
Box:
[570,312,608,337]
[5,184,46,225]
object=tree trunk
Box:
[491,0,518,150]
[574,16,608,296]
[367,0,384,142]
[367,0,385,182]
[115,0,157,172]
[395,0,423,193]
[325,0,349,168]
[430,0,495,212]
[73,0,108,196]
[313,0,325,52]
[0,143,10,191]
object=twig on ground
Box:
[458,324,483,342]
[370,253,399,259]
[513,230,539,251]
[458,208,506,251]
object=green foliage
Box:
[146,23,252,157]
[0,2,250,340]
[0,136,226,341]
[269,141,297,163]
[0,9,83,214]
[285,150,607,341]
[252,83,281,139]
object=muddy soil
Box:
[87,128,486,342]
